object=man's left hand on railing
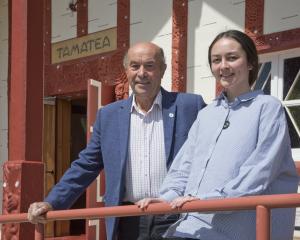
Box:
[27,202,53,224]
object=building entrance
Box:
[43,98,87,238]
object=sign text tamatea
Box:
[51,28,117,64]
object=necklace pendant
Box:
[223,120,230,129]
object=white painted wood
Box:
[130,0,172,91]
[88,219,100,240]
[87,79,103,239]
[264,0,300,34]
[0,0,8,81]
[0,0,8,45]
[52,0,77,43]
[88,0,117,33]
[187,0,245,102]
[260,48,300,159]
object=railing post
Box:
[256,205,270,240]
[34,223,44,240]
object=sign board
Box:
[51,27,117,64]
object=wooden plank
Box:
[55,99,71,236]
[43,102,56,237]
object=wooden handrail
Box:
[1,193,300,223]
[1,193,300,240]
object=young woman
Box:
[137,30,299,240]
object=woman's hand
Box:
[135,198,166,210]
[170,195,198,209]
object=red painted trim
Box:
[2,161,44,239]
[9,0,43,161]
[295,162,300,176]
[86,81,103,240]
[44,0,51,65]
[44,0,130,98]
[255,29,300,53]
[245,0,264,36]
[256,206,270,240]
[7,0,11,151]
[77,0,88,37]
[4,1,44,238]
[9,0,27,160]
[245,0,300,53]
[117,0,130,50]
[172,0,188,92]
[45,236,86,240]
[215,0,300,96]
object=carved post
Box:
[172,0,188,92]
[2,0,44,239]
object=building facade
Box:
[0,0,299,239]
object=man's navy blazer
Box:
[45,88,205,240]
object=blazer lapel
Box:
[161,89,176,166]
[118,97,132,175]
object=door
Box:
[43,98,56,238]
[43,98,72,237]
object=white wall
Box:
[0,0,9,212]
[50,0,300,102]
[130,0,173,92]
[51,0,247,101]
[264,0,300,34]
[187,0,245,103]
[52,0,77,43]
[88,0,117,33]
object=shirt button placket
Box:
[144,116,150,196]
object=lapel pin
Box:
[169,113,174,118]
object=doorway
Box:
[43,97,87,238]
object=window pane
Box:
[283,56,300,100]
[254,62,271,95]
[285,107,300,148]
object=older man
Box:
[28,42,206,240]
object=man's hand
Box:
[27,202,53,224]
[135,198,166,210]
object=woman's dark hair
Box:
[208,30,258,86]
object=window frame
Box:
[259,48,300,160]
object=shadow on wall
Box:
[187,0,245,95]
[128,0,245,99]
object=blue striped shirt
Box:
[160,90,298,240]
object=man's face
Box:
[125,43,166,103]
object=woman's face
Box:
[210,37,252,98]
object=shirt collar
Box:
[214,90,264,108]
[131,90,162,113]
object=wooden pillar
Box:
[2,0,44,239]
[172,0,188,92]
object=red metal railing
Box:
[1,193,300,240]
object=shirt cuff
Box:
[44,195,64,210]
[199,189,226,200]
[160,190,181,202]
